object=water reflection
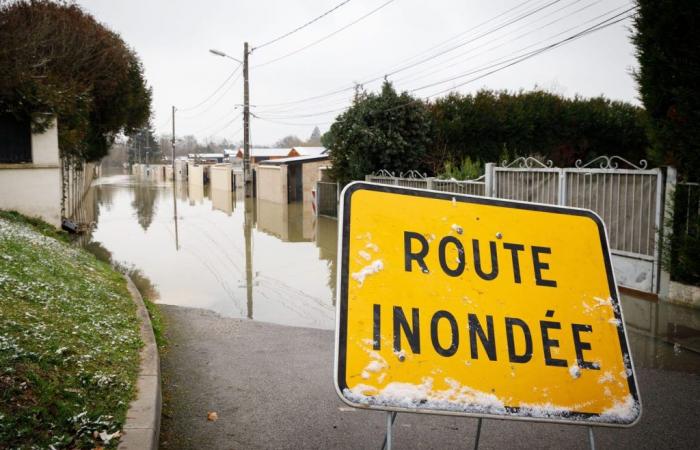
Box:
[84,171,337,329]
[622,294,700,373]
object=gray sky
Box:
[77,0,640,146]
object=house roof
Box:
[235,147,295,158]
[259,154,330,165]
[187,153,225,159]
[291,146,327,156]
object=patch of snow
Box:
[344,377,506,414]
[358,250,371,261]
[451,224,464,235]
[365,360,385,373]
[597,372,614,384]
[569,363,581,379]
[595,395,640,423]
[351,260,384,287]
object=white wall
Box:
[30,119,59,165]
[0,118,62,227]
[0,168,61,226]
[256,165,287,203]
[210,164,232,191]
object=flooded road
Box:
[84,172,337,329]
[82,171,700,374]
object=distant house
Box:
[187,153,226,163]
[234,147,297,164]
[291,146,328,157]
[233,146,328,165]
[256,153,330,205]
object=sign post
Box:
[334,182,641,435]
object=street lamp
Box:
[209,45,250,196]
[209,48,242,64]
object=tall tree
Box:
[127,125,160,164]
[323,82,432,185]
[307,126,322,146]
[632,0,700,177]
[274,135,305,148]
[0,0,152,162]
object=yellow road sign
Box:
[334,182,641,426]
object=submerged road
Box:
[159,305,700,450]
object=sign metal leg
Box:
[473,418,483,450]
[381,412,397,450]
[588,427,595,450]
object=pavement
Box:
[159,305,700,450]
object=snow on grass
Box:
[0,213,142,448]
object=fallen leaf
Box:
[207,411,218,422]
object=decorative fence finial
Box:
[399,170,427,179]
[501,156,554,169]
[574,156,648,170]
[373,169,395,177]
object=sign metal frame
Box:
[333,181,641,427]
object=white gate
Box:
[490,156,665,293]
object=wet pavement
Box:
[79,172,700,449]
[158,305,700,450]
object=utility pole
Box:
[171,105,179,250]
[243,41,251,196]
[144,127,149,165]
[171,106,176,177]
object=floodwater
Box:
[83,171,337,330]
[80,170,700,374]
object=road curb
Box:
[118,275,162,450]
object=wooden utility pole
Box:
[171,106,176,176]
[243,41,251,196]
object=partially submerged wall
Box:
[256,165,287,204]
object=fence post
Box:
[427,177,434,191]
[658,166,677,297]
[558,169,567,206]
[484,163,496,197]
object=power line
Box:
[258,0,605,116]
[251,0,353,52]
[187,111,242,136]
[256,8,636,122]
[393,0,616,88]
[252,113,333,127]
[252,0,560,109]
[177,64,242,112]
[178,70,243,120]
[253,0,398,68]
[419,7,637,96]
[259,2,630,120]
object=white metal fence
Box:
[316,181,339,217]
[491,156,665,293]
[358,156,667,293]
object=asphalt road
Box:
[159,305,700,450]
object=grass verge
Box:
[0,212,142,449]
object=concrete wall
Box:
[301,160,328,207]
[30,121,59,165]
[666,282,700,309]
[175,160,187,181]
[210,164,233,191]
[187,163,204,187]
[256,165,287,203]
[0,118,62,227]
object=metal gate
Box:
[491,156,665,293]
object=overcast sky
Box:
[77,0,640,146]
